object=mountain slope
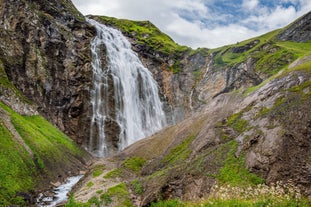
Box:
[72,12,311,206]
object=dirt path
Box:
[0,107,34,158]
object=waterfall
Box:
[87,18,166,157]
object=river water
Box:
[36,175,83,207]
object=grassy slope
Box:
[210,28,311,75]
[0,59,90,206]
[0,101,89,205]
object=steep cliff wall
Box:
[0,0,95,145]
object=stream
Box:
[36,175,83,207]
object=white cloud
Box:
[242,0,259,10]
[242,5,298,30]
[71,0,311,48]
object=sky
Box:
[71,0,311,49]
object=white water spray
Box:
[87,19,166,157]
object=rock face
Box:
[277,11,311,42]
[0,0,95,144]
[72,11,311,206]
[73,59,311,206]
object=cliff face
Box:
[0,0,95,145]
[72,12,311,206]
[277,11,311,42]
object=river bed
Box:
[36,175,83,207]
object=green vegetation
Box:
[227,112,249,134]
[148,181,311,207]
[161,135,195,165]
[0,102,87,205]
[130,179,143,195]
[96,189,103,194]
[150,199,185,207]
[92,15,191,73]
[103,168,123,179]
[289,80,311,93]
[95,16,189,56]
[276,41,311,57]
[217,141,264,186]
[0,60,12,88]
[0,120,35,205]
[122,156,146,174]
[210,29,311,81]
[65,183,133,207]
[100,183,133,207]
[92,164,105,177]
[211,30,280,67]
[254,46,294,76]
[61,0,85,22]
[86,182,94,188]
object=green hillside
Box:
[0,100,89,205]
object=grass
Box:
[100,183,133,207]
[86,182,94,188]
[94,16,189,56]
[217,141,264,186]
[148,181,311,206]
[103,168,123,179]
[0,120,35,205]
[92,164,105,177]
[227,112,249,134]
[244,57,311,96]
[130,179,143,195]
[289,80,311,92]
[0,102,87,205]
[210,30,281,67]
[161,135,195,165]
[122,157,146,174]
[65,183,134,207]
[90,15,191,73]
[150,199,185,207]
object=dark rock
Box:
[0,0,96,145]
[277,11,311,42]
[231,39,260,53]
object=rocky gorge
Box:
[0,0,310,206]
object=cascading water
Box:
[87,18,166,157]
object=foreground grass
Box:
[65,181,310,207]
[150,182,310,207]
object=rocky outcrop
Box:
[277,11,311,42]
[0,0,95,145]
[73,58,311,206]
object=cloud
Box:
[71,0,311,48]
[242,0,259,10]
